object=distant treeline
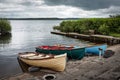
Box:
[1,18,80,20]
[53,18,120,36]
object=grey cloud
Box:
[44,0,120,10]
[0,0,37,7]
[20,1,40,7]
[0,11,31,18]
[0,0,20,3]
[20,1,33,6]
[0,0,10,3]
[0,12,21,18]
[101,7,120,14]
[0,0,120,18]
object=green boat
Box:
[35,45,85,60]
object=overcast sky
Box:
[0,0,120,18]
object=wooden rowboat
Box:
[35,45,85,60]
[18,52,67,72]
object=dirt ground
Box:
[5,44,120,80]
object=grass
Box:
[109,33,120,38]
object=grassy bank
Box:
[109,33,120,38]
[54,18,120,37]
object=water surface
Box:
[0,20,89,78]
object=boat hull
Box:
[85,44,107,55]
[19,53,66,72]
[36,47,85,60]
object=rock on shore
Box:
[6,45,120,80]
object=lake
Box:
[0,20,89,78]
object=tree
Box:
[0,18,11,35]
[79,25,88,34]
[98,24,110,35]
[109,14,120,18]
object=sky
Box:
[0,0,120,18]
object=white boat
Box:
[18,52,67,72]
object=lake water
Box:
[0,20,89,78]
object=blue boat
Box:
[85,44,107,55]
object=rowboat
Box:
[18,52,67,72]
[35,45,85,60]
[85,44,107,55]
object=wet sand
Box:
[5,44,120,80]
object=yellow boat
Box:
[18,52,67,72]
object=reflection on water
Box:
[0,33,11,50]
[0,33,11,44]
[0,20,89,79]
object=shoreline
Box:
[51,31,120,45]
[5,44,120,80]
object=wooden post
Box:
[17,57,30,72]
[98,48,102,59]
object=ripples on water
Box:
[0,20,89,78]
